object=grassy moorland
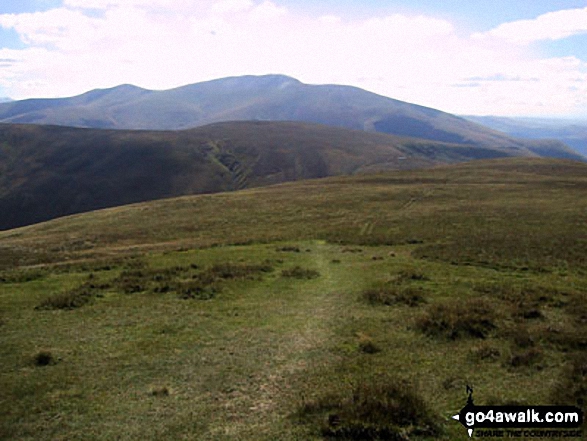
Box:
[1,157,587,440]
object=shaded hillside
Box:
[1,157,586,270]
[0,121,534,230]
[0,75,579,160]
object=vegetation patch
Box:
[33,350,55,367]
[507,347,543,369]
[281,266,320,279]
[551,353,587,409]
[393,269,429,282]
[112,261,273,299]
[416,298,497,340]
[362,284,427,307]
[356,333,381,354]
[36,279,108,310]
[543,324,587,352]
[470,343,501,362]
[566,293,587,325]
[276,246,301,253]
[176,280,218,300]
[0,269,47,284]
[206,262,273,280]
[298,376,440,440]
[341,248,363,254]
[149,386,170,397]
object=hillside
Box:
[464,115,587,157]
[0,121,545,231]
[0,75,580,161]
[1,158,586,440]
[2,156,585,267]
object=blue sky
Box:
[1,0,586,117]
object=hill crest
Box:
[0,75,581,161]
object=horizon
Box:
[1,1,586,118]
[2,74,587,122]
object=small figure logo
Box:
[452,385,475,438]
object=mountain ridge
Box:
[0,74,581,161]
[0,120,558,231]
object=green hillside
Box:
[1,158,586,440]
[0,75,581,161]
[0,121,536,230]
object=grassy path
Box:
[204,241,353,440]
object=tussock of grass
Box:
[416,298,497,340]
[281,266,320,279]
[176,280,218,300]
[112,262,274,299]
[36,279,108,310]
[276,246,301,253]
[149,386,170,397]
[298,376,440,440]
[566,293,587,325]
[507,347,543,369]
[513,305,543,320]
[357,333,381,354]
[115,269,149,294]
[470,343,501,362]
[393,269,429,282]
[508,324,536,349]
[551,353,587,408]
[0,269,46,284]
[362,284,427,307]
[543,324,587,352]
[36,290,93,310]
[207,263,273,279]
[33,350,54,367]
[341,248,363,254]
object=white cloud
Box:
[474,7,587,45]
[0,1,586,116]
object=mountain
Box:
[0,120,560,231]
[464,115,587,158]
[0,97,12,103]
[0,75,581,160]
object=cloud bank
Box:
[0,0,586,116]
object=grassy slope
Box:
[0,121,523,230]
[1,158,587,440]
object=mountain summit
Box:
[0,74,580,160]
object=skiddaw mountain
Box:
[0,75,581,160]
[0,75,584,230]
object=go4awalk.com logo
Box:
[452,386,584,438]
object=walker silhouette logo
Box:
[452,386,583,438]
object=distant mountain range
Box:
[464,115,587,157]
[0,75,584,230]
[0,75,581,161]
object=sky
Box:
[0,0,586,117]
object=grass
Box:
[416,298,498,340]
[1,158,587,440]
[298,375,441,440]
[281,266,320,279]
[362,285,427,307]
